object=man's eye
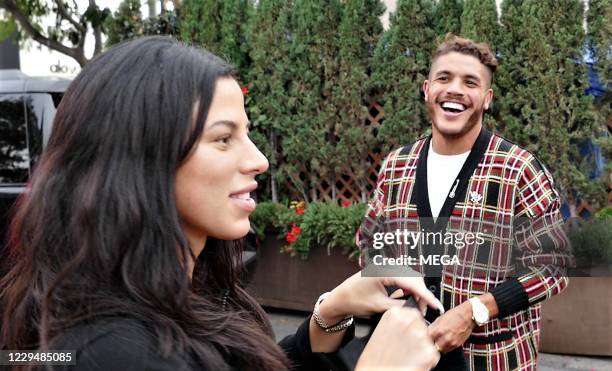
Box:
[437,76,448,82]
[466,80,477,86]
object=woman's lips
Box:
[230,192,256,212]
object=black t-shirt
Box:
[45,316,355,371]
[47,318,196,371]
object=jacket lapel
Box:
[415,127,492,231]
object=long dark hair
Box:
[0,36,288,370]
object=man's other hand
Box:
[428,301,475,353]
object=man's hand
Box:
[428,301,475,353]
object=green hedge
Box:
[108,0,610,208]
[568,207,612,262]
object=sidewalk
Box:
[266,308,612,370]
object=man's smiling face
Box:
[422,51,493,138]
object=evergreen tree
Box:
[219,0,252,72]
[105,0,143,46]
[333,0,385,202]
[460,0,500,50]
[106,0,179,46]
[510,0,605,207]
[142,10,180,37]
[372,0,436,153]
[586,0,611,160]
[179,0,251,73]
[245,0,294,202]
[433,0,462,38]
[179,0,222,51]
[587,0,611,93]
[495,0,527,137]
[283,0,343,201]
[460,0,501,131]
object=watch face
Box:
[475,309,487,324]
[470,298,488,324]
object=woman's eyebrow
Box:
[209,120,238,130]
[208,119,251,131]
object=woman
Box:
[0,36,441,370]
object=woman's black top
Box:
[46,316,355,370]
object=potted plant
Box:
[539,208,612,356]
[246,201,364,311]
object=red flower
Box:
[341,200,351,208]
[290,224,301,235]
[286,224,301,244]
[296,206,305,215]
[241,86,249,95]
[286,233,298,244]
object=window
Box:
[0,93,61,185]
[0,94,29,184]
[25,94,57,171]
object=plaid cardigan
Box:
[357,128,572,371]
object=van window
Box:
[25,94,55,169]
[0,94,29,184]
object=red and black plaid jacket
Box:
[357,128,573,371]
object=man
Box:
[357,34,572,370]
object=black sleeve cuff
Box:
[279,315,355,371]
[490,278,530,318]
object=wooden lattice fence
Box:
[277,100,611,212]
[281,99,386,203]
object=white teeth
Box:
[441,102,466,111]
[232,192,250,200]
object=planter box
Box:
[248,236,611,356]
[246,234,360,311]
[540,277,612,356]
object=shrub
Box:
[568,209,612,263]
[250,201,366,260]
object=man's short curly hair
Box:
[432,33,498,78]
